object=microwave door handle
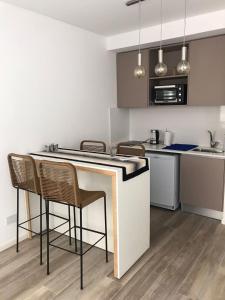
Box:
[154,85,176,89]
[155,99,178,103]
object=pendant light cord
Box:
[183,0,187,45]
[138,0,142,54]
[160,0,163,49]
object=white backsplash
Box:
[109,107,130,144]
[130,106,225,148]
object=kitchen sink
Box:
[193,147,224,154]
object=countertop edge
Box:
[144,144,225,160]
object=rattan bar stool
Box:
[8,154,73,265]
[117,142,145,156]
[39,160,108,290]
[8,153,44,264]
[80,140,106,153]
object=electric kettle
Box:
[150,129,160,145]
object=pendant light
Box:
[177,0,190,75]
[155,0,167,76]
[134,0,145,79]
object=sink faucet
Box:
[208,130,219,148]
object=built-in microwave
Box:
[152,84,187,105]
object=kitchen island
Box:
[30,148,150,279]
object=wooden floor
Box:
[1,207,225,300]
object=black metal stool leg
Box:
[40,195,43,265]
[68,205,72,245]
[16,188,19,253]
[104,196,108,263]
[80,208,83,290]
[73,206,77,252]
[46,200,50,275]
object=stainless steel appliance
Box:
[152,84,187,105]
[150,129,160,145]
[146,152,180,210]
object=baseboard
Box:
[151,202,180,211]
[0,233,27,252]
[182,204,223,221]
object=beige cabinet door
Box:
[117,49,149,108]
[180,155,224,211]
[188,35,225,106]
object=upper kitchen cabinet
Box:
[117,49,149,108]
[188,35,225,106]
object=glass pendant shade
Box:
[155,49,168,76]
[177,46,190,75]
[134,52,146,79]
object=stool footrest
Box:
[49,212,69,222]
[49,220,69,233]
[82,235,105,255]
[49,234,105,257]
[48,220,106,257]
[74,225,105,236]
[18,212,45,226]
[18,225,39,235]
[18,213,70,237]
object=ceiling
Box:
[2,0,225,36]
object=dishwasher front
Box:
[146,152,180,210]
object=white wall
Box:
[0,2,116,250]
[109,108,130,144]
[130,106,225,147]
[107,9,225,51]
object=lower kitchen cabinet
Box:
[180,155,225,212]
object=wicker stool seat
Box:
[79,190,106,207]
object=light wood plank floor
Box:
[1,207,225,300]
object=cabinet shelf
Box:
[150,74,188,80]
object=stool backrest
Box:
[80,140,106,153]
[8,153,40,194]
[39,161,80,206]
[117,143,145,157]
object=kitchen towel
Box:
[163,144,198,151]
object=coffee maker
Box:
[150,129,160,145]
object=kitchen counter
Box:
[144,143,225,160]
[144,143,225,222]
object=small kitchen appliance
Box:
[150,129,160,145]
[152,84,187,105]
